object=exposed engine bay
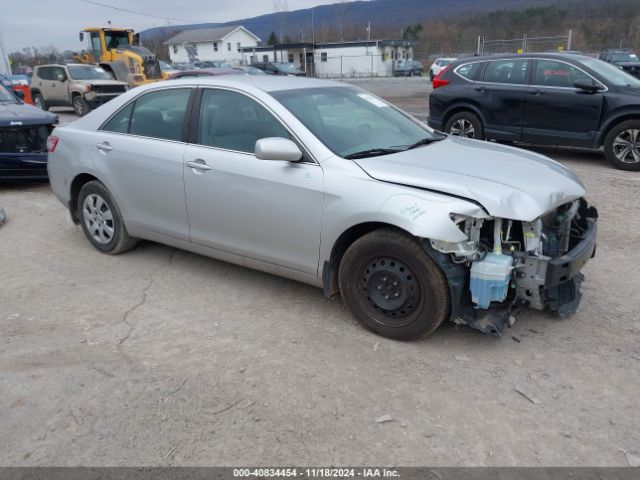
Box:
[428,198,598,335]
[0,124,50,153]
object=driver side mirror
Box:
[56,73,67,82]
[255,137,303,162]
[574,78,603,93]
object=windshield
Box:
[0,84,18,103]
[68,66,113,80]
[274,63,300,73]
[104,30,130,49]
[272,87,437,158]
[581,57,640,87]
[612,52,638,62]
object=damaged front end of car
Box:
[425,198,598,336]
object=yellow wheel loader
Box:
[73,27,162,87]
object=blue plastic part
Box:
[469,253,513,309]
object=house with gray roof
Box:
[164,26,260,65]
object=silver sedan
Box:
[47,76,597,339]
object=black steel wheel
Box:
[338,229,450,339]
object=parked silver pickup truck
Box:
[31,64,128,116]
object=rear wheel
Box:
[77,181,137,254]
[445,111,484,140]
[338,229,450,340]
[33,93,48,111]
[604,120,640,171]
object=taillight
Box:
[47,135,59,153]
[432,66,450,89]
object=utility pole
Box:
[367,21,371,41]
[567,29,572,51]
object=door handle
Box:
[474,86,487,92]
[186,159,211,171]
[96,142,112,152]
[529,89,544,95]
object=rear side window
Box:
[37,67,53,80]
[197,89,289,153]
[456,62,482,80]
[532,60,593,88]
[483,59,529,85]
[129,89,191,141]
[101,88,191,140]
[102,102,134,134]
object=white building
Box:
[241,40,416,78]
[164,26,260,65]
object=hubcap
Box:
[35,97,44,109]
[74,98,85,115]
[450,119,475,138]
[360,257,420,327]
[82,194,114,245]
[613,129,640,164]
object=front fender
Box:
[377,194,488,242]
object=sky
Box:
[0,0,334,53]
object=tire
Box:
[32,93,48,111]
[445,111,484,140]
[77,181,137,254]
[603,120,640,171]
[429,71,434,81]
[338,229,450,340]
[72,95,91,116]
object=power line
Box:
[77,0,199,24]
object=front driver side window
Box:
[197,89,290,153]
[533,60,593,88]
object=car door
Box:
[523,59,604,147]
[33,67,54,102]
[473,58,530,141]
[49,66,70,104]
[95,87,194,240]
[183,87,324,275]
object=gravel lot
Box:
[1,78,639,467]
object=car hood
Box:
[354,136,586,221]
[0,101,57,127]
[83,79,128,86]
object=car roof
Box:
[452,52,593,64]
[175,68,238,76]
[155,75,345,93]
[35,63,89,68]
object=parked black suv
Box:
[428,53,640,170]
[599,49,640,78]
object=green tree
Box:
[267,32,279,45]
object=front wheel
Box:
[33,93,48,111]
[445,111,484,140]
[77,181,138,254]
[338,229,450,340]
[73,95,91,116]
[603,120,640,171]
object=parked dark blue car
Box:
[0,82,57,180]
